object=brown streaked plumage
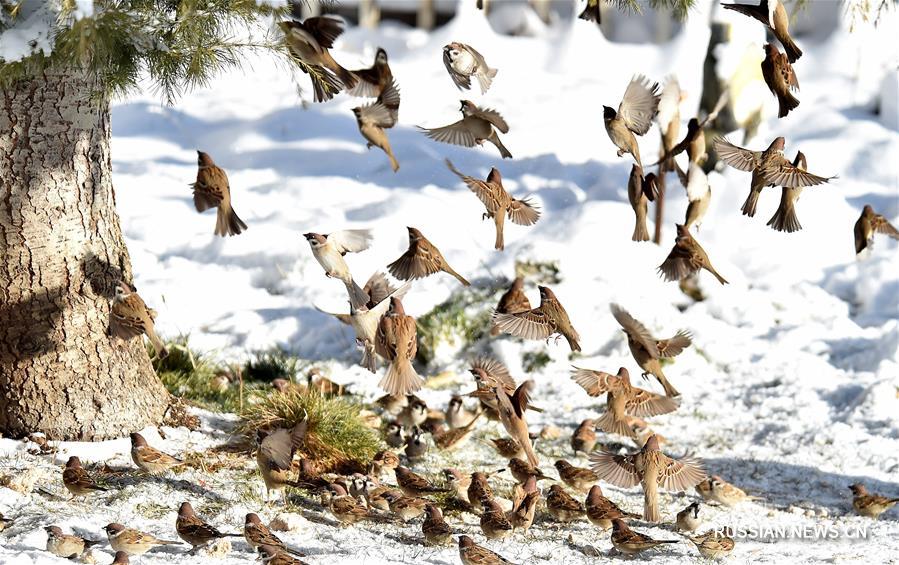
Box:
[480,497,514,540]
[854,205,899,254]
[327,483,373,525]
[627,165,656,242]
[571,418,597,455]
[659,224,729,285]
[375,297,423,397]
[688,529,736,559]
[723,0,802,62]
[546,484,586,523]
[849,483,899,518]
[458,534,517,565]
[278,16,357,102]
[432,411,482,451]
[395,466,449,498]
[244,514,304,557]
[420,100,512,158]
[422,504,453,545]
[467,470,504,514]
[490,276,531,336]
[696,475,762,507]
[109,281,168,358]
[443,43,497,94]
[492,285,580,351]
[585,485,640,530]
[353,78,401,172]
[388,226,470,286]
[104,523,181,556]
[508,457,553,485]
[62,456,108,497]
[684,161,712,231]
[45,525,100,559]
[176,502,241,550]
[603,75,662,168]
[130,433,182,475]
[768,151,807,233]
[258,544,310,565]
[493,380,540,466]
[554,460,599,493]
[611,518,679,555]
[675,501,702,532]
[191,150,247,237]
[761,43,799,118]
[348,47,392,98]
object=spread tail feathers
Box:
[215,205,247,237]
[379,358,424,396]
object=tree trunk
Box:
[0,68,169,441]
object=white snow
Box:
[2,0,899,563]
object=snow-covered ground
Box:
[2,1,899,563]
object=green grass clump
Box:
[522,350,552,373]
[415,286,498,365]
[244,347,303,382]
[514,259,561,285]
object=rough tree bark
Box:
[0,68,169,441]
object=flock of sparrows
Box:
[35,2,897,564]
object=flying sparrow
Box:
[656,77,683,174]
[585,484,640,530]
[104,523,181,556]
[854,205,899,254]
[256,420,308,502]
[404,425,429,461]
[688,529,736,559]
[651,90,728,170]
[395,466,449,497]
[304,229,372,309]
[591,435,706,522]
[761,43,799,118]
[658,224,729,285]
[604,75,662,168]
[109,281,168,358]
[423,504,453,545]
[571,418,597,455]
[388,226,470,286]
[849,483,899,518]
[420,100,512,159]
[62,455,107,498]
[480,497,514,540]
[767,151,807,233]
[376,392,408,415]
[627,164,657,242]
[468,356,542,416]
[696,475,761,507]
[381,490,428,522]
[492,285,581,351]
[348,47,392,98]
[353,78,401,172]
[278,16,357,102]
[675,501,702,532]
[490,276,531,336]
[351,282,410,373]
[546,484,587,523]
[723,0,802,62]
[176,501,241,551]
[244,513,304,557]
[684,162,711,231]
[446,159,540,250]
[611,518,679,555]
[130,432,182,475]
[45,525,100,559]
[493,379,540,466]
[579,0,602,24]
[554,459,599,493]
[375,297,424,397]
[443,42,497,94]
[458,534,517,565]
[258,544,310,565]
[508,457,553,485]
[191,150,247,237]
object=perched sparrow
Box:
[176,502,241,551]
[571,419,597,455]
[508,457,552,485]
[714,136,833,218]
[258,544,309,565]
[398,395,429,429]
[611,519,679,555]
[492,285,581,351]
[104,523,180,556]
[480,497,514,540]
[388,226,470,286]
[443,468,472,502]
[761,43,799,118]
[244,514,304,556]
[304,230,372,309]
[381,490,428,522]
[490,437,525,460]
[362,480,403,513]
[375,297,424,397]
[404,426,429,461]
[468,470,499,514]
[684,162,712,231]
[854,205,899,254]
[191,150,247,237]
[109,281,168,358]
[327,483,372,525]
[420,100,512,159]
[849,483,899,518]
[508,489,540,533]
[348,47,392,98]
[696,475,760,507]
[422,504,453,545]
[443,42,497,94]
[370,449,400,478]
[603,75,662,168]
[45,525,100,559]
[723,0,802,62]
[656,77,683,174]
[62,456,107,498]
[571,366,679,437]
[256,420,307,502]
[395,466,448,497]
[627,165,657,242]
[658,224,729,285]
[446,159,540,250]
[676,501,702,532]
[585,485,640,530]
[433,412,482,450]
[278,16,357,102]
[385,421,406,448]
[610,304,692,397]
[579,0,602,24]
[130,432,182,475]
[768,151,807,233]
[353,78,401,172]
[458,534,516,565]
[555,460,599,493]
[446,395,477,429]
[688,529,736,559]
[546,484,587,523]
[491,276,531,336]
[593,435,705,523]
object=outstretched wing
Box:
[420,120,477,148]
[617,74,661,135]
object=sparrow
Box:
[684,162,711,231]
[304,229,373,309]
[104,523,181,556]
[547,484,587,523]
[723,0,802,62]
[508,488,540,533]
[112,551,131,565]
[432,412,482,450]
[492,285,581,351]
[256,420,308,502]
[714,136,834,218]
[603,74,662,168]
[675,501,702,532]
[258,544,310,565]
[585,485,640,530]
[554,460,599,493]
[109,281,168,358]
[627,164,657,242]
[376,392,408,415]
[493,380,540,466]
[458,534,517,565]
[490,276,531,336]
[656,77,683,174]
[688,529,736,559]
[610,304,692,397]
[398,395,429,429]
[45,526,100,559]
[375,297,424,397]
[191,150,247,237]
[658,224,729,285]
[443,42,497,94]
[854,204,899,254]
[762,43,799,118]
[351,281,410,373]
[468,357,543,416]
[420,100,512,158]
[327,483,372,525]
[579,0,602,24]
[395,466,449,497]
[849,483,899,518]
[370,449,400,478]
[348,47,392,98]
[651,91,728,170]
[244,513,304,557]
[385,420,406,448]
[0,513,10,532]
[480,497,514,540]
[423,504,453,545]
[508,457,553,485]
[446,159,540,251]
[446,395,478,429]
[278,16,357,102]
[768,151,807,233]
[353,78,401,172]
[294,458,328,490]
[696,475,761,507]
[443,468,472,502]
[404,425,429,461]
[130,432,182,475]
[592,435,706,522]
[381,490,428,522]
[468,471,499,514]
[176,502,241,551]
[62,455,107,497]
[388,226,470,285]
[611,518,679,555]
[362,480,403,513]
[571,366,679,437]
[571,419,597,455]
[490,437,525,460]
